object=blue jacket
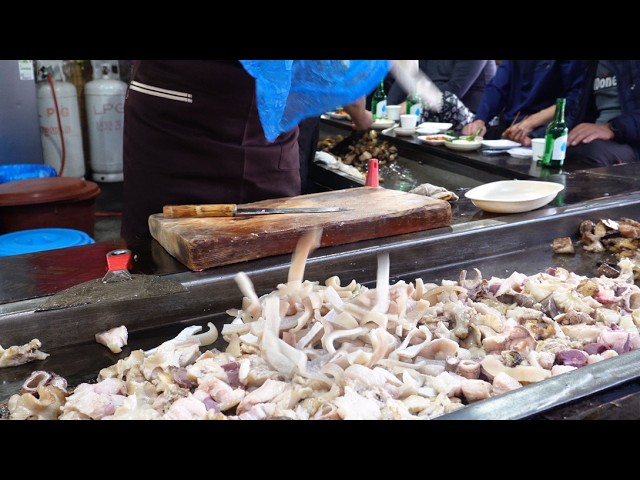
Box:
[475,60,584,137]
[567,60,640,158]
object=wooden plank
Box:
[149,187,451,271]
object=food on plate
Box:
[446,136,482,144]
[7,224,640,420]
[95,325,129,354]
[418,134,455,146]
[443,136,484,151]
[425,135,450,142]
[552,237,575,254]
[0,339,49,368]
[326,109,351,120]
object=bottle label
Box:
[375,100,387,119]
[552,134,568,160]
[409,104,421,118]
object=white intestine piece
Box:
[95,325,128,354]
[0,339,49,368]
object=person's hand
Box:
[350,109,373,131]
[462,120,486,137]
[568,123,614,146]
[502,118,536,146]
[343,97,373,131]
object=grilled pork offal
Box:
[8,228,640,420]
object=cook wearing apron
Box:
[121,60,301,243]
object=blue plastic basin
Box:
[0,164,58,184]
[0,228,95,256]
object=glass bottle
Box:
[541,98,568,167]
[406,91,423,122]
[371,81,387,121]
[539,165,566,207]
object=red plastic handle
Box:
[106,249,132,272]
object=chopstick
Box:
[510,111,521,128]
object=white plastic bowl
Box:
[416,122,453,134]
[443,138,483,151]
[465,180,564,213]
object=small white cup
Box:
[400,114,418,129]
[531,138,546,162]
[386,105,401,121]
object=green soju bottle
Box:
[539,165,566,207]
[406,91,423,121]
[541,98,568,167]
[371,81,387,121]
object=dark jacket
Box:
[475,60,584,138]
[567,60,640,159]
[387,60,496,112]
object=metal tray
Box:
[1,193,640,418]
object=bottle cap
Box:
[365,159,379,187]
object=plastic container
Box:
[0,177,101,236]
[0,164,58,184]
[0,228,95,256]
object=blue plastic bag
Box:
[240,60,391,142]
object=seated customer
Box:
[564,60,640,170]
[388,60,475,130]
[387,60,496,113]
[462,60,584,144]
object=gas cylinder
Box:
[36,61,86,178]
[84,63,127,182]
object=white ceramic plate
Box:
[418,134,454,146]
[443,138,483,151]
[394,127,416,136]
[416,122,453,134]
[508,147,533,159]
[326,111,351,120]
[481,139,521,149]
[370,119,396,130]
[465,180,564,213]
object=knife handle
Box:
[163,204,238,218]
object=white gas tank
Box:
[36,68,86,178]
[84,64,127,182]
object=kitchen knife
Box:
[163,204,352,218]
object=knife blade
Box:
[163,204,352,218]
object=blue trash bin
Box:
[0,164,58,184]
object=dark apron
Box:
[121,60,300,242]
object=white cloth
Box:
[409,183,459,202]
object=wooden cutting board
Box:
[149,187,451,271]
